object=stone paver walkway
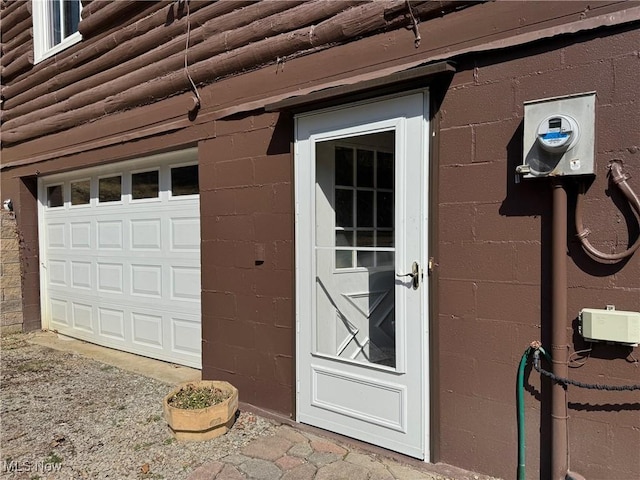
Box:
[187,424,497,480]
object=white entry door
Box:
[295,92,429,459]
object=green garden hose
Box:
[517,343,550,480]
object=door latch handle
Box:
[397,261,420,290]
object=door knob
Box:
[397,261,420,289]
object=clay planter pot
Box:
[163,380,238,441]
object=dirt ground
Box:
[0,332,275,479]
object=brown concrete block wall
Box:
[17,177,41,332]
[437,26,639,479]
[199,112,294,416]
[1,209,23,334]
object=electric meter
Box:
[536,114,579,153]
[518,92,595,178]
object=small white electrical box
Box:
[518,92,596,178]
[580,308,640,346]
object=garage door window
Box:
[98,175,122,203]
[132,170,159,200]
[71,180,90,206]
[47,185,64,208]
[171,165,199,196]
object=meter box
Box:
[579,307,640,346]
[517,92,596,178]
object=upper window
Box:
[70,179,90,205]
[32,0,82,63]
[47,184,64,208]
[132,170,160,200]
[171,165,199,196]
[98,175,122,203]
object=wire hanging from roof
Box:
[180,0,201,113]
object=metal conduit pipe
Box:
[576,161,640,262]
[547,162,639,479]
[551,179,570,480]
[551,180,587,480]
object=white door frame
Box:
[294,90,430,460]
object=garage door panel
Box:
[131,264,163,297]
[48,260,67,286]
[40,149,201,368]
[47,223,66,248]
[97,220,124,249]
[70,261,92,290]
[97,263,124,293]
[131,218,162,250]
[72,302,94,333]
[171,266,200,301]
[132,312,164,348]
[50,298,69,326]
[171,316,201,355]
[171,217,200,250]
[70,222,92,249]
[98,307,126,340]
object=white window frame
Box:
[32,0,83,63]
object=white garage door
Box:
[38,149,201,368]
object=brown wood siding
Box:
[0,0,33,78]
[1,0,474,146]
[2,1,633,166]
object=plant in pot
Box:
[163,380,238,441]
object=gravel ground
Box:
[0,332,277,480]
